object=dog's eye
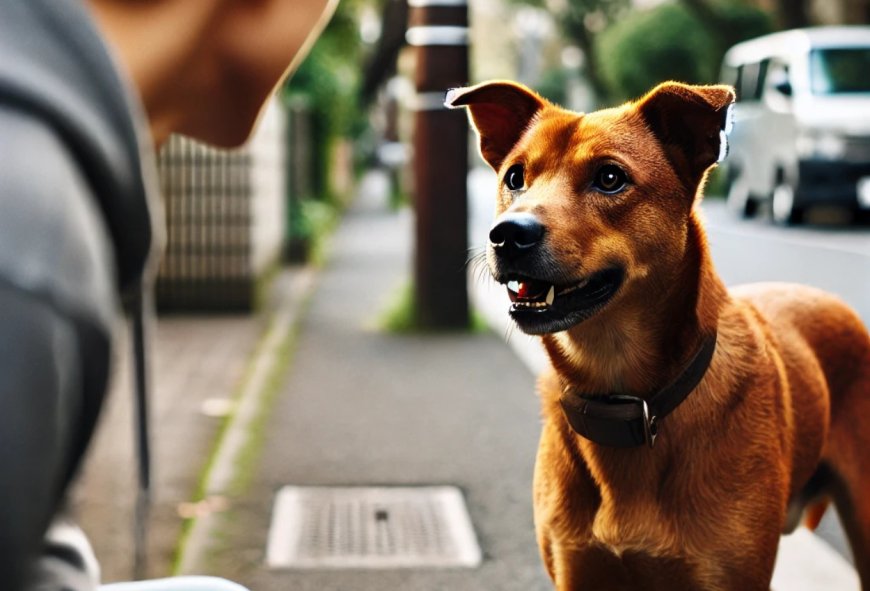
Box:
[593,165,628,194]
[504,164,525,191]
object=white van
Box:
[720,27,870,224]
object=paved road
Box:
[701,199,870,323]
[468,166,869,589]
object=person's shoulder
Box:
[0,104,85,196]
[0,104,118,329]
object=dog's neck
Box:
[542,208,727,399]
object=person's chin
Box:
[184,118,254,149]
[181,97,261,149]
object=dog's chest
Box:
[562,542,716,591]
[552,482,732,590]
[589,496,676,555]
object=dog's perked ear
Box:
[445,80,546,170]
[636,82,736,189]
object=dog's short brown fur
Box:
[447,80,870,590]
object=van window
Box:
[736,59,770,101]
[810,48,870,94]
[721,64,739,91]
[763,61,790,96]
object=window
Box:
[763,61,790,97]
[721,64,741,99]
[810,48,870,94]
[736,59,770,102]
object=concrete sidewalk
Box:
[177,171,552,589]
[73,271,314,582]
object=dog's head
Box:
[447,80,734,335]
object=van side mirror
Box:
[774,80,793,97]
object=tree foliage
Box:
[282,1,369,204]
[597,3,714,100]
[552,0,631,99]
[285,2,367,141]
[595,1,773,102]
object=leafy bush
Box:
[596,1,772,101]
[596,3,715,100]
[714,2,775,57]
[280,1,367,263]
[282,1,367,202]
[536,67,571,106]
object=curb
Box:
[174,267,317,575]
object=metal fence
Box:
[155,99,288,312]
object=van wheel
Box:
[725,167,756,218]
[771,180,803,225]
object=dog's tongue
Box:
[507,279,550,302]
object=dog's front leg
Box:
[549,543,631,591]
[537,528,556,582]
[550,543,590,591]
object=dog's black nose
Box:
[489,213,544,259]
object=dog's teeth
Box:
[516,301,549,309]
[562,278,589,295]
[545,285,555,306]
[507,280,519,293]
[557,278,589,297]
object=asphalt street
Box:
[701,200,870,323]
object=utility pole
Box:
[407,0,470,330]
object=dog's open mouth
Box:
[503,268,624,334]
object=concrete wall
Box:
[249,98,287,277]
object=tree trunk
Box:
[776,0,810,29]
[563,18,609,105]
[361,0,409,106]
[680,0,720,29]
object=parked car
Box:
[720,27,870,224]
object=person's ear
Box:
[635,82,736,186]
[445,80,547,170]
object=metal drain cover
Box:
[266,485,482,569]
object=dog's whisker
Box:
[464,245,484,265]
[504,321,516,344]
[466,248,493,286]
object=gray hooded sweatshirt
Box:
[0,0,159,588]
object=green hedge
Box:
[280,2,366,262]
[282,1,366,203]
[596,1,772,101]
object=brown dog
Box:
[447,80,870,590]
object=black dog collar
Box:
[559,332,717,448]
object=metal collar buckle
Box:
[609,394,658,449]
[640,399,658,449]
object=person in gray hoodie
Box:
[0,0,336,589]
